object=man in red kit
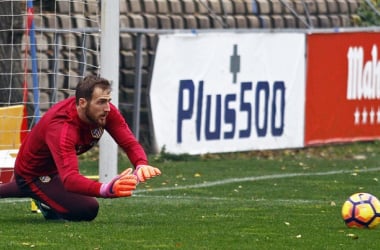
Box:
[0,75,161,221]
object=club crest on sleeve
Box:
[91,127,104,139]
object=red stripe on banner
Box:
[20,81,28,143]
[0,169,14,183]
[20,7,36,142]
[26,7,34,31]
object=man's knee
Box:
[61,198,99,221]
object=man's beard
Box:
[85,107,107,127]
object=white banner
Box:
[150,32,306,154]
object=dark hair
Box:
[75,75,111,105]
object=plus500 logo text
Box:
[176,79,286,143]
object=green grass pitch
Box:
[1,142,380,249]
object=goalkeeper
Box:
[0,75,161,221]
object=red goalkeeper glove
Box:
[99,168,137,198]
[134,165,161,182]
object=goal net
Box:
[0,0,101,182]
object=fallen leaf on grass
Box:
[346,233,359,239]
[353,154,366,160]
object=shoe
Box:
[34,200,62,220]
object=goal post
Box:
[99,0,120,182]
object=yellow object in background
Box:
[30,199,40,213]
[0,105,24,150]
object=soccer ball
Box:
[341,192,380,229]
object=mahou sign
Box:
[347,45,380,100]
[305,32,380,145]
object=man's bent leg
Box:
[0,181,26,198]
[16,174,99,221]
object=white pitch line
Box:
[0,198,29,204]
[134,167,380,194]
[133,194,327,204]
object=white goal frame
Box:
[99,1,119,182]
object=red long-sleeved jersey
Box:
[14,97,148,197]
